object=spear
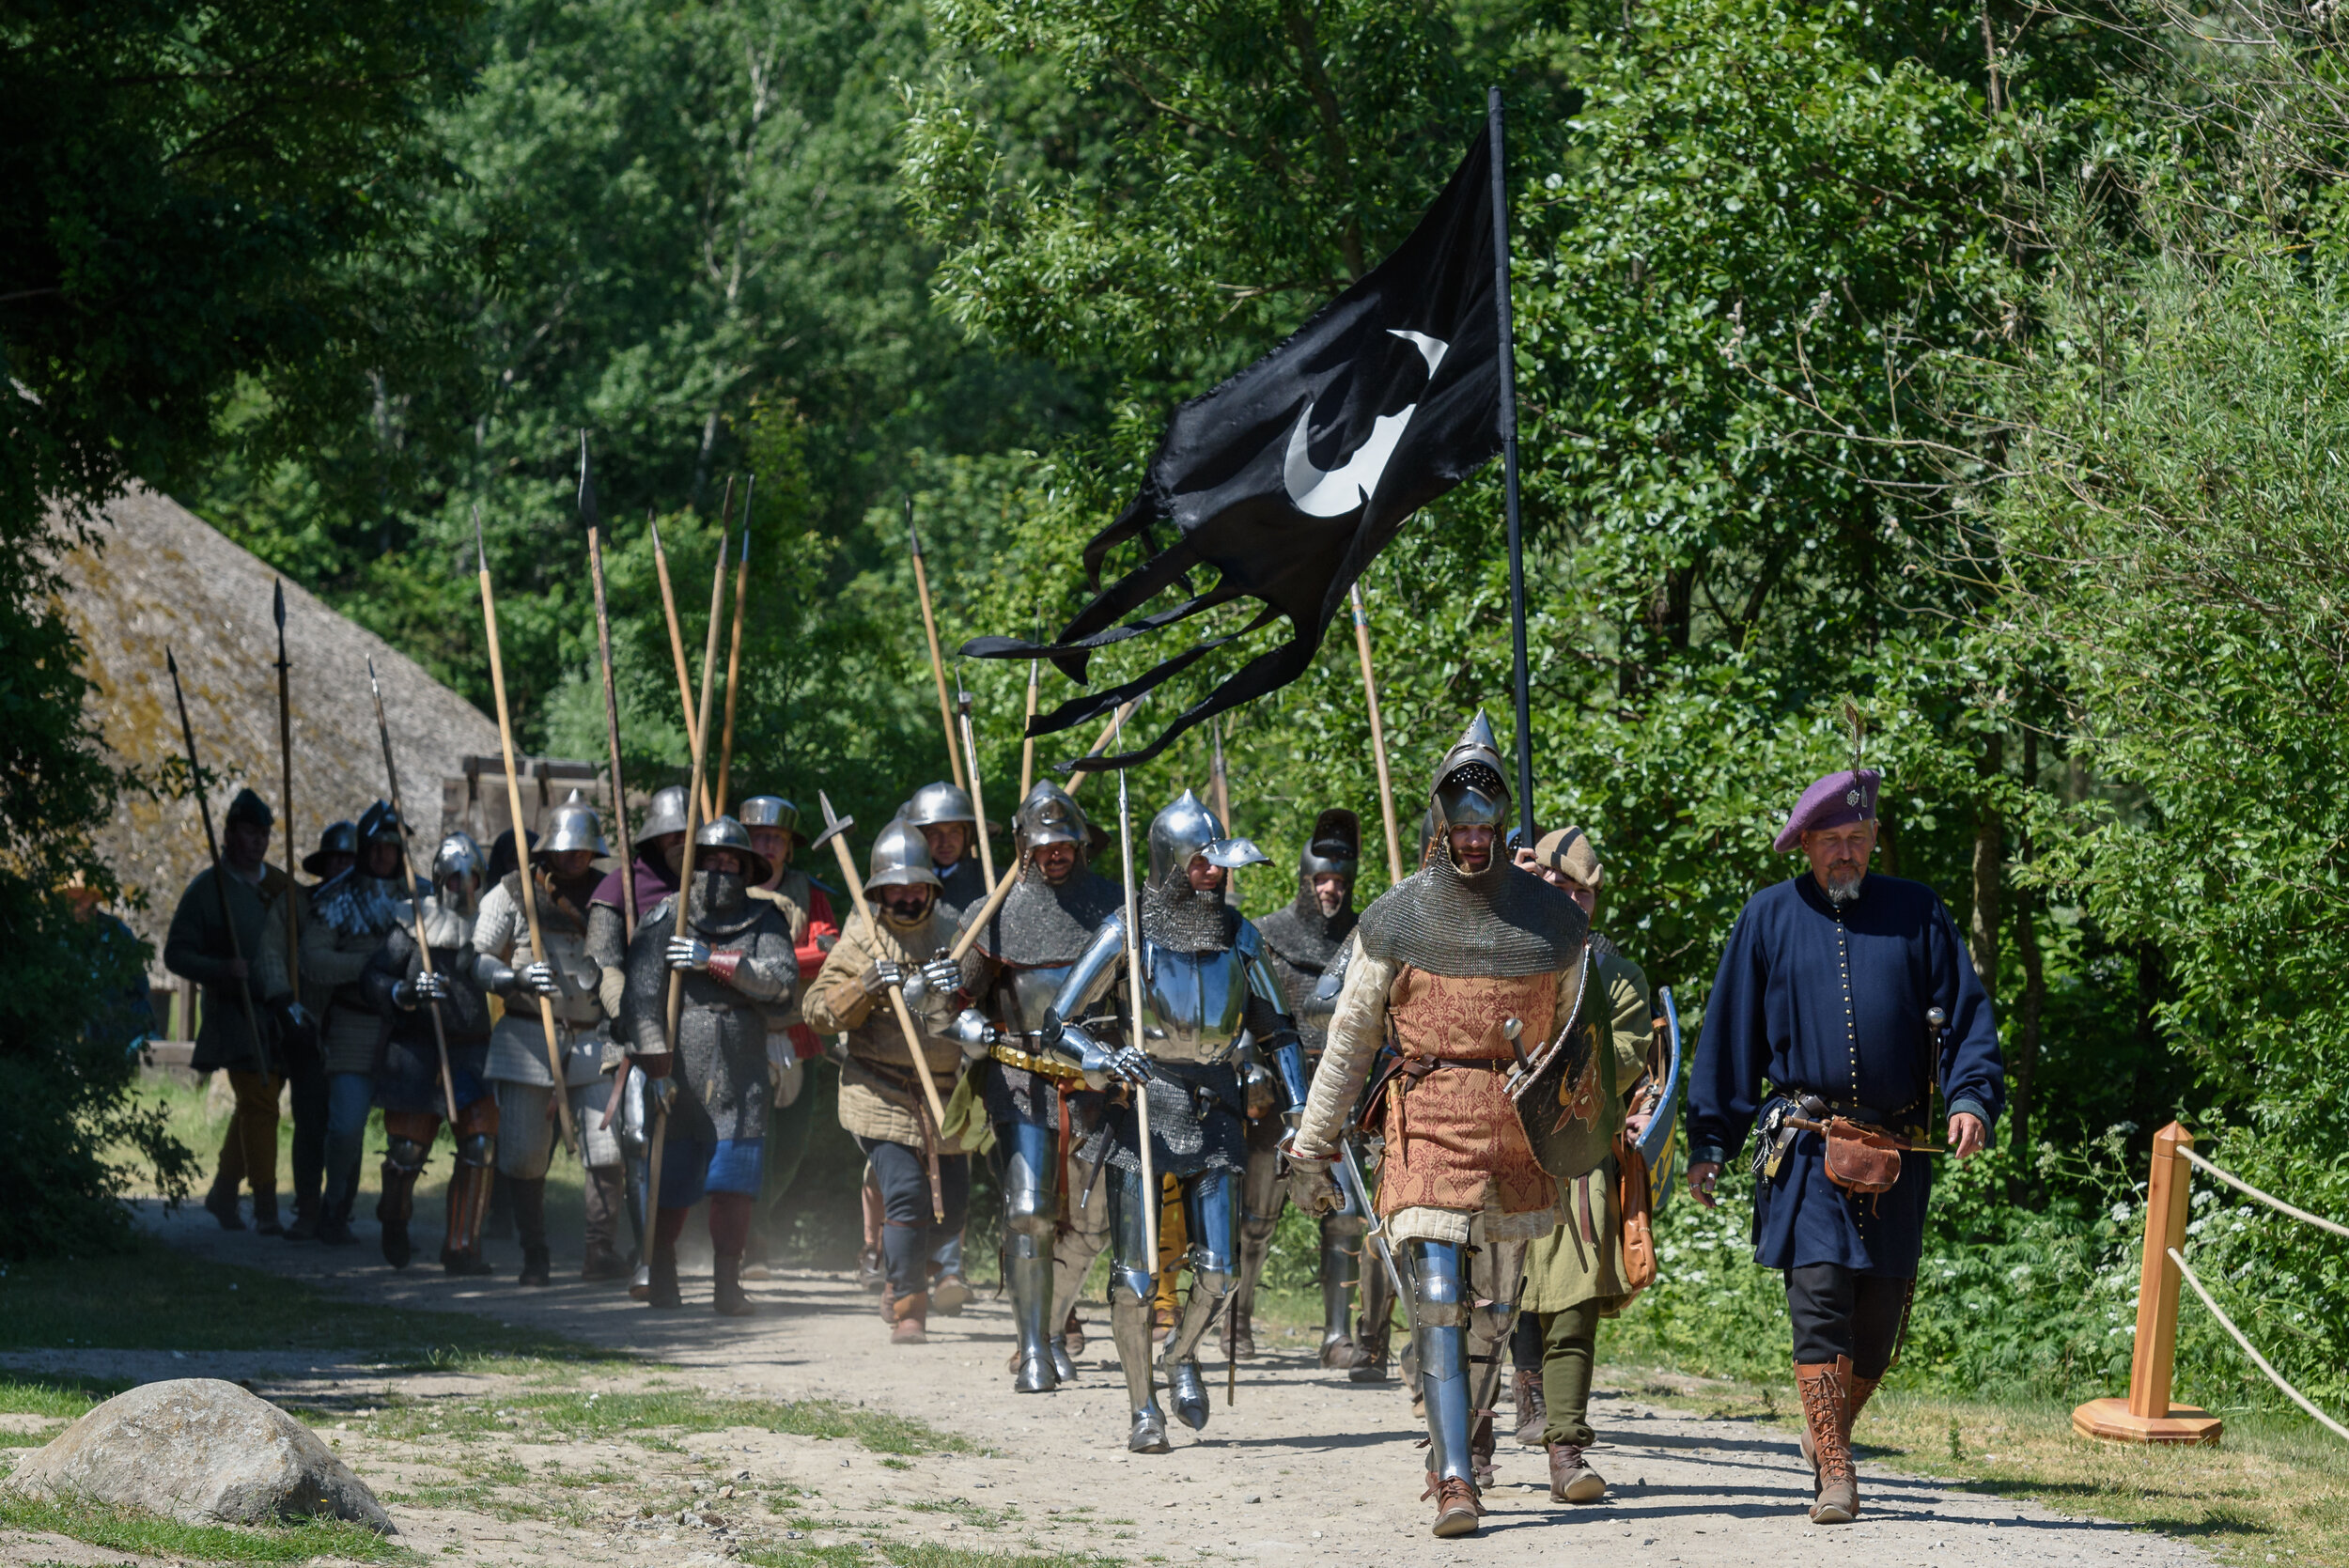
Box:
[1063,700,1139,800]
[908,504,967,793]
[474,507,579,1157]
[367,658,459,1125]
[714,476,754,817]
[165,648,271,1079]
[582,436,639,1136]
[1111,709,1157,1272]
[815,792,951,1220]
[1019,622,1041,801]
[649,506,720,825]
[954,666,997,894]
[1350,582,1408,884]
[272,582,298,993]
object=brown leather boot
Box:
[1469,1407,1498,1488]
[1547,1440,1607,1502]
[1797,1357,1859,1523]
[712,1254,755,1317]
[1423,1472,1483,1537]
[1514,1367,1548,1447]
[1847,1373,1881,1442]
[890,1290,929,1345]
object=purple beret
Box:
[1773,768,1880,853]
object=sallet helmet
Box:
[542,788,608,856]
[903,781,976,830]
[864,815,944,893]
[1298,807,1361,881]
[693,815,772,886]
[356,799,405,848]
[640,784,692,842]
[1146,788,1270,885]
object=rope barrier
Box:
[2167,1247,2349,1443]
[2176,1146,2349,1240]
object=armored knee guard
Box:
[1410,1239,1475,1490]
[1319,1216,1363,1363]
[377,1135,428,1223]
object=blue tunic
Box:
[1687,873,2002,1276]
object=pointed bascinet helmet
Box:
[693,815,773,886]
[1428,712,1509,865]
[1145,788,1270,886]
[640,784,692,842]
[1298,808,1361,881]
[903,780,976,830]
[864,815,944,893]
[543,789,608,856]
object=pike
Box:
[648,519,733,1231]
[714,476,754,817]
[908,504,967,793]
[1062,700,1138,800]
[1349,582,1408,883]
[366,657,460,1125]
[649,508,719,825]
[581,437,640,1134]
[1110,705,1157,1272]
[165,647,272,1079]
[953,666,997,893]
[1018,615,1041,800]
[815,792,951,1221]
[272,582,299,993]
[474,506,579,1157]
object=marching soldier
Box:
[281,819,354,1241]
[1235,809,1365,1364]
[901,781,988,918]
[305,802,412,1246]
[164,787,305,1235]
[950,782,1121,1391]
[1287,715,1591,1538]
[1687,765,2002,1524]
[477,793,619,1285]
[1040,790,1308,1452]
[739,795,838,1276]
[802,815,980,1343]
[619,816,798,1315]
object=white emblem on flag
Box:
[1282,331,1450,518]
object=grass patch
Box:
[351,1389,972,1456]
[0,1491,416,1562]
[905,1498,1019,1529]
[0,1238,608,1369]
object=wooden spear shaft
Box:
[366,658,459,1125]
[1064,700,1139,800]
[649,510,718,825]
[956,678,996,894]
[1019,646,1040,801]
[272,582,299,994]
[908,506,967,793]
[586,520,639,1137]
[714,478,754,817]
[1350,582,1408,884]
[474,510,579,1156]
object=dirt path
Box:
[1,1203,2220,1568]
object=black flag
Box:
[963,127,1501,769]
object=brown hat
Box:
[1532,826,1603,891]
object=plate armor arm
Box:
[1289,947,1399,1164]
[1038,911,1128,1070]
[1240,939,1308,1116]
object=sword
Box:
[1334,1134,1407,1308]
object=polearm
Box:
[714,477,755,817]
[1063,700,1138,800]
[581,436,639,1134]
[1488,85,1536,842]
[1348,583,1407,884]
[165,648,271,1079]
[1208,718,1232,832]
[366,657,460,1125]
[1018,618,1041,800]
[272,582,299,992]
[907,505,967,793]
[1109,704,1156,1269]
[816,791,951,1221]
[648,510,718,825]
[474,507,580,1157]
[954,668,997,893]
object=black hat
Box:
[303,819,358,877]
[225,787,273,831]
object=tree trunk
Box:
[2007,728,2044,1196]
[1968,730,2003,1001]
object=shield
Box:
[1505,942,1602,1178]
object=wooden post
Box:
[2072,1121,2223,1445]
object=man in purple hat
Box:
[1685,765,2001,1527]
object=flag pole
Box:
[1487,85,1535,842]
[908,503,969,794]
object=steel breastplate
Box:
[1002,962,1079,1035]
[1139,939,1248,1064]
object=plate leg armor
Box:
[443,1099,499,1277]
[1108,1165,1167,1452]
[376,1112,438,1270]
[1353,1226,1397,1380]
[1320,1206,1366,1367]
[1227,1132,1282,1361]
[1050,1150,1112,1382]
[1409,1237,1477,1494]
[1159,1168,1237,1433]
[1003,1117,1060,1394]
[1462,1236,1525,1483]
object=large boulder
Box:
[1,1378,394,1533]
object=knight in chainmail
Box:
[1040,789,1308,1454]
[303,801,412,1247]
[619,816,796,1316]
[1226,808,1367,1367]
[944,782,1121,1393]
[1286,714,1593,1540]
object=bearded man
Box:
[948,781,1121,1391]
[1687,767,2003,1525]
[802,815,981,1343]
[620,816,797,1315]
[1287,715,1591,1539]
[1232,808,1364,1364]
[1041,790,1307,1453]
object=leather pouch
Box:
[1614,1129,1657,1299]
[1821,1116,1904,1193]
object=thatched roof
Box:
[56,485,503,957]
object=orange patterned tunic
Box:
[1373,967,1557,1220]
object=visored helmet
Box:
[1013,781,1090,859]
[1428,712,1510,865]
[1145,789,1269,886]
[903,781,976,830]
[303,819,358,877]
[432,831,487,902]
[693,815,772,886]
[640,784,692,842]
[864,815,944,893]
[543,789,608,856]
[1299,808,1361,881]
